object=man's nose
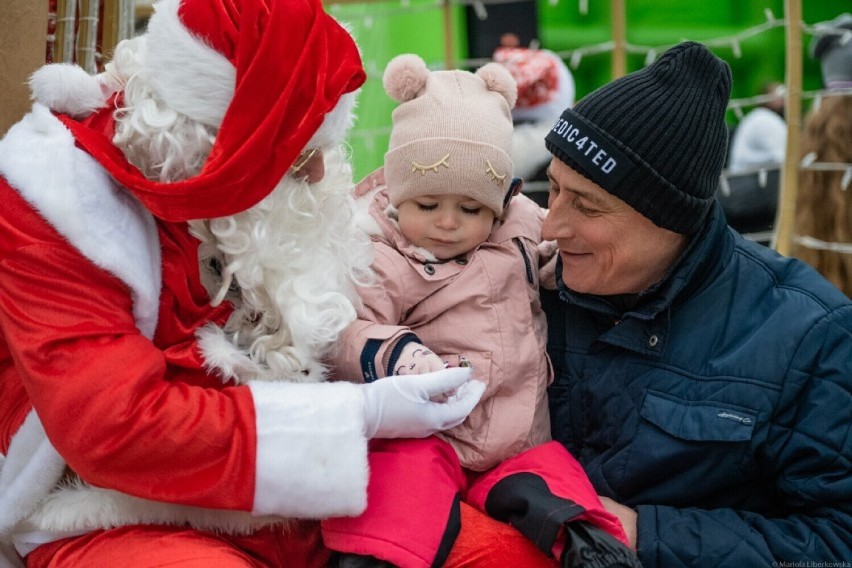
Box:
[541,210,557,241]
[290,148,325,183]
[542,195,570,241]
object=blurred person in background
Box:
[794,12,852,297]
[494,33,575,206]
[728,80,787,173]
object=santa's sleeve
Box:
[0,199,369,518]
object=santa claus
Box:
[0,0,492,566]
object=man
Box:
[0,0,486,565]
[540,41,851,566]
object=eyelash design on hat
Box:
[485,159,506,185]
[411,154,451,175]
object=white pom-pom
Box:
[476,62,518,109]
[29,63,108,118]
[382,54,429,103]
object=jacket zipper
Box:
[513,237,534,284]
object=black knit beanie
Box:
[545,41,732,234]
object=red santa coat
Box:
[0,105,370,552]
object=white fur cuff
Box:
[248,381,369,518]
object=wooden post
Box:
[54,0,78,64]
[772,0,802,255]
[611,0,627,79]
[76,0,100,73]
[102,0,123,60]
[0,1,49,136]
[443,0,454,70]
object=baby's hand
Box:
[393,342,446,376]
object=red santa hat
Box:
[33,0,365,221]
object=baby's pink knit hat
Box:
[383,54,517,216]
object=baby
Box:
[324,54,639,568]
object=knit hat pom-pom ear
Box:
[29,63,109,118]
[383,54,429,103]
[476,62,517,109]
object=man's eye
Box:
[573,197,598,216]
[549,185,560,196]
[416,203,437,211]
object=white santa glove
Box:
[392,342,447,375]
[362,367,485,439]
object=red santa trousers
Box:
[321,438,627,568]
[24,505,555,567]
[25,522,330,568]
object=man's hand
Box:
[538,240,559,290]
[362,367,485,439]
[599,496,637,551]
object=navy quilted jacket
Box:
[543,203,852,567]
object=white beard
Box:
[191,146,374,384]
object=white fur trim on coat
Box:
[0,104,162,337]
[0,414,66,543]
[19,480,282,540]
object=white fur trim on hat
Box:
[144,0,235,127]
[308,20,361,149]
[144,0,356,147]
[510,51,575,123]
[28,63,111,118]
[307,91,358,149]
